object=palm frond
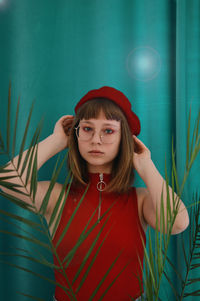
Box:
[16,292,45,301]
[163,194,200,300]
[6,82,11,153]
[163,270,180,301]
[11,95,20,158]
[0,228,51,250]
[49,172,71,236]
[16,102,35,170]
[88,251,122,301]
[0,190,34,210]
[62,203,115,268]
[21,121,42,183]
[72,215,111,284]
[0,251,57,270]
[186,108,191,170]
[0,127,5,151]
[182,195,200,298]
[98,261,130,301]
[0,208,44,234]
[55,184,89,249]
[39,151,69,217]
[1,85,200,301]
[75,229,112,294]
[143,109,200,300]
[0,259,59,287]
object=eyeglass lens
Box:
[76,125,119,144]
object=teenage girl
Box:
[0,86,189,301]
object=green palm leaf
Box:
[62,203,116,268]
[88,251,122,301]
[6,82,11,153]
[16,292,45,301]
[1,85,200,301]
[72,215,110,284]
[0,190,34,210]
[39,152,70,217]
[0,251,57,269]
[0,127,5,151]
[0,258,68,292]
[11,95,20,159]
[0,229,51,250]
[21,122,42,183]
[49,173,71,236]
[0,85,125,300]
[62,207,101,268]
[76,228,112,294]
[143,109,200,300]
[0,208,44,234]
[98,261,130,301]
[16,102,35,170]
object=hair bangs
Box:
[77,98,122,121]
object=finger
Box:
[133,135,147,148]
[133,136,146,154]
[62,115,74,120]
[133,135,142,143]
[62,118,74,136]
[58,115,74,123]
[62,118,74,125]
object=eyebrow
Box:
[80,121,120,128]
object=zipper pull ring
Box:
[97,173,106,191]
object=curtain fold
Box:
[176,0,200,297]
[0,0,199,300]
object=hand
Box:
[53,115,74,148]
[133,135,151,175]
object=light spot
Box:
[0,0,10,10]
[126,46,161,82]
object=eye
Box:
[82,126,93,132]
[104,128,114,135]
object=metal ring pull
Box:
[97,181,106,192]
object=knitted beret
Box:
[75,86,141,136]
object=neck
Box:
[87,164,112,174]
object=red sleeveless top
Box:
[52,173,146,300]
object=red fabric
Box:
[52,173,146,300]
[75,86,141,136]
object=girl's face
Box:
[77,111,121,173]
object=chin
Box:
[86,159,112,172]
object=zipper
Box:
[97,190,102,222]
[97,173,106,222]
[97,173,106,192]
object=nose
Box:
[91,131,102,144]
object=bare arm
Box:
[0,115,74,215]
[133,135,189,235]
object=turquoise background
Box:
[0,0,200,300]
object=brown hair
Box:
[67,98,135,193]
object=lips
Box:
[89,150,104,154]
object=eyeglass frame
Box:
[74,123,121,144]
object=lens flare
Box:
[126,46,161,82]
[0,0,9,10]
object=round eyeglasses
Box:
[75,124,120,144]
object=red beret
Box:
[75,86,141,136]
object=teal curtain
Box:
[0,0,199,300]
